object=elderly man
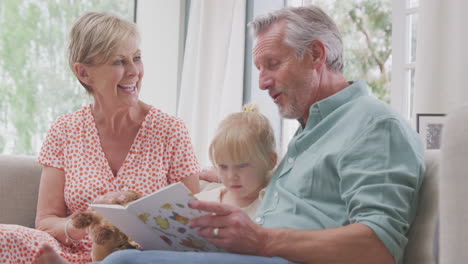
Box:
[185,6,424,264]
[38,5,424,264]
[191,6,424,264]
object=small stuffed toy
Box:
[71,190,142,261]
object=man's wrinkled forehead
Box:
[252,22,287,62]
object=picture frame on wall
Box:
[416,113,446,150]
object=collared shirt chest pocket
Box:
[280,151,340,201]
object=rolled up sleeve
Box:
[338,117,425,263]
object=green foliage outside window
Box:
[338,0,392,103]
[290,0,392,103]
[0,0,134,155]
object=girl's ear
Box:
[73,63,93,86]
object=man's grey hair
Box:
[248,5,343,73]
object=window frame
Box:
[391,0,419,120]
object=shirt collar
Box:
[258,188,267,201]
[304,80,368,129]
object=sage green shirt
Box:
[255,80,425,264]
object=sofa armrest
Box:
[403,150,439,264]
[0,155,42,228]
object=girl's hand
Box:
[199,167,220,183]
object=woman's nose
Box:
[126,62,138,76]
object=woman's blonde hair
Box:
[68,12,140,93]
[209,104,276,171]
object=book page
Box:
[126,182,224,252]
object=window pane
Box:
[286,0,316,7]
[0,0,135,155]
[286,0,304,7]
[407,13,418,63]
[406,68,416,118]
[406,0,419,8]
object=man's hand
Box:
[189,200,269,255]
[189,200,394,264]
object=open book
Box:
[90,182,224,252]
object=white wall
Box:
[136,0,185,116]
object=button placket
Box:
[255,216,263,224]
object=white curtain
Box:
[413,0,468,117]
[177,0,246,166]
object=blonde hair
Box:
[68,12,140,93]
[209,104,276,171]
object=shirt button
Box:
[288,157,294,163]
[255,217,262,223]
[274,192,279,198]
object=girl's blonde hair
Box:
[209,104,276,171]
[68,12,140,93]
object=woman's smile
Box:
[118,83,137,94]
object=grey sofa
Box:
[0,155,41,228]
[0,151,439,263]
[439,104,468,263]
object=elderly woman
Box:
[0,12,200,264]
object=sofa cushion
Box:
[0,155,42,228]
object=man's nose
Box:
[259,71,274,90]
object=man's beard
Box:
[278,93,305,120]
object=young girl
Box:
[196,104,277,219]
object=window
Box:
[0,0,135,155]
[391,0,419,119]
[281,0,392,154]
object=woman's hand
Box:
[93,192,124,204]
[92,190,141,205]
